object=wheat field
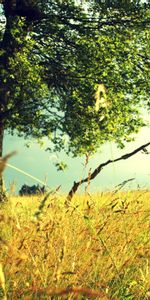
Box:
[0,190,150,299]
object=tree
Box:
[0,1,149,198]
[19,184,46,196]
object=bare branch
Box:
[66,141,150,205]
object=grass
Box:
[0,190,150,299]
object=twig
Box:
[66,141,150,205]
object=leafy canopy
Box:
[0,0,149,156]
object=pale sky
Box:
[3,125,150,194]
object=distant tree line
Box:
[19,184,47,196]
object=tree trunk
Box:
[0,121,7,202]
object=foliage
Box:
[19,184,47,196]
[0,190,150,299]
[55,161,68,171]
[0,1,150,156]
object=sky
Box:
[3,124,150,195]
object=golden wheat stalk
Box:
[6,162,50,188]
[0,151,17,175]
[0,263,7,300]
[25,286,107,299]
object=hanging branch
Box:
[65,141,150,205]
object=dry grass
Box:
[0,190,150,299]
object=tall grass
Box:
[0,190,150,299]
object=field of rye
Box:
[0,190,150,299]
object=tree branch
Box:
[66,141,150,205]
